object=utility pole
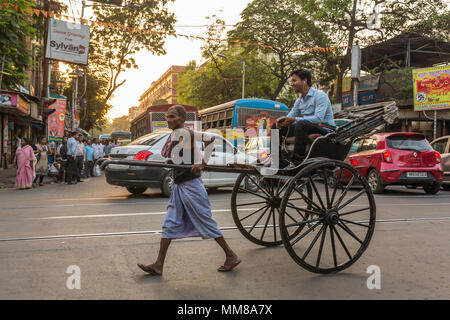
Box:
[41,0,51,115]
[351,43,361,107]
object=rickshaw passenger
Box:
[272,69,335,167]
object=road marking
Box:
[1,216,450,242]
[26,208,258,220]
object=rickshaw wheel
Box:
[231,172,313,247]
[279,160,376,273]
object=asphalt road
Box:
[0,174,449,300]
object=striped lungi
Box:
[162,177,223,239]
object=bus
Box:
[130,104,199,140]
[198,98,289,146]
[110,131,132,145]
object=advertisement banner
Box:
[45,19,90,65]
[412,65,450,111]
[358,90,377,106]
[333,77,352,95]
[16,96,30,115]
[244,113,277,135]
[48,98,67,142]
[359,75,380,92]
[342,93,354,108]
[0,93,17,106]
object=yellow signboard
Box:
[333,77,352,95]
[412,65,450,111]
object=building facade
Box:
[138,65,185,111]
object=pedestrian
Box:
[13,137,37,189]
[92,138,104,175]
[83,139,94,178]
[137,105,241,276]
[57,136,69,183]
[66,131,79,184]
[76,135,85,182]
[33,137,52,187]
[103,139,113,157]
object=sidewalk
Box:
[0,168,54,189]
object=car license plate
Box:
[406,172,427,178]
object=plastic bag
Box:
[49,163,59,174]
[93,164,101,177]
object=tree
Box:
[63,69,113,131]
[298,0,449,102]
[110,115,130,132]
[177,18,280,108]
[228,0,335,98]
[0,1,36,89]
[90,0,176,111]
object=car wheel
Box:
[161,170,174,197]
[126,186,147,195]
[244,175,260,193]
[367,169,385,194]
[423,183,441,194]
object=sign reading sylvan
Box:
[45,19,90,65]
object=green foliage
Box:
[0,0,37,89]
[63,69,113,131]
[90,0,176,107]
[229,0,336,97]
[110,115,130,132]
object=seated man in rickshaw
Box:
[271,69,336,168]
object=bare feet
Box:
[218,255,242,272]
[137,263,162,276]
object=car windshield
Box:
[129,132,169,146]
[387,136,432,152]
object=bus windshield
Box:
[111,131,131,140]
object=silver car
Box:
[430,135,450,190]
[105,130,257,196]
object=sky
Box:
[61,0,252,120]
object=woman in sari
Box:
[14,138,37,189]
[33,137,51,187]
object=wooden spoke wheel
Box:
[231,172,312,247]
[279,160,376,273]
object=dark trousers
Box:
[83,161,93,178]
[76,156,84,180]
[57,161,67,182]
[272,120,329,163]
[33,175,44,184]
[67,156,77,183]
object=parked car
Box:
[335,132,443,194]
[430,135,450,190]
[104,130,257,196]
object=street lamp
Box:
[217,54,246,99]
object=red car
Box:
[339,132,444,194]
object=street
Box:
[0,175,449,300]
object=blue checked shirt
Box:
[66,137,78,157]
[287,87,335,127]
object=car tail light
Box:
[383,151,392,163]
[350,159,358,166]
[134,150,152,160]
[436,152,441,164]
[260,151,269,159]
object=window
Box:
[387,135,432,152]
[431,138,448,154]
[359,138,377,152]
[350,139,362,154]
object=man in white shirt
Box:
[92,137,104,164]
[76,135,85,182]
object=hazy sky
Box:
[61,0,252,120]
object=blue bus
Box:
[198,98,289,146]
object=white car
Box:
[105,130,257,196]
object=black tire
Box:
[367,169,385,194]
[231,173,313,247]
[279,160,376,274]
[423,183,441,194]
[126,186,147,195]
[244,175,260,193]
[161,170,174,197]
[442,185,450,191]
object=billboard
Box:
[45,19,90,65]
[244,113,277,135]
[48,98,67,142]
[412,65,450,111]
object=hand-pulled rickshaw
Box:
[100,101,398,274]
